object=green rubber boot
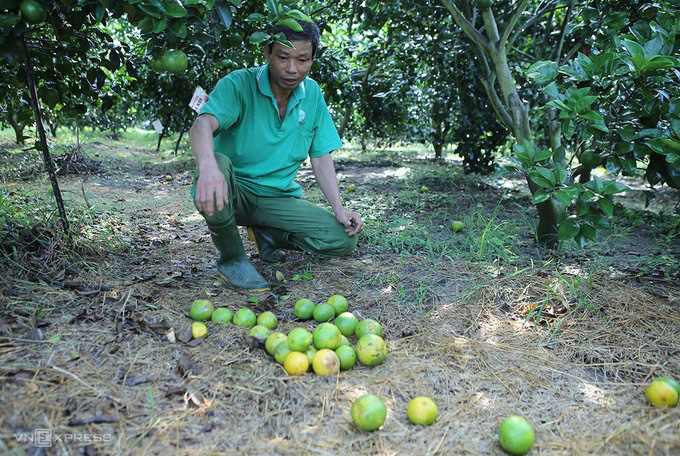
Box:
[247,226,289,263]
[208,222,270,292]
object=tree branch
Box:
[500,0,529,52]
[439,0,490,53]
[508,0,557,49]
[551,0,574,64]
[482,8,500,44]
[480,78,513,130]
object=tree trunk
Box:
[156,111,172,153]
[491,49,561,247]
[5,105,26,144]
[337,104,352,139]
[433,142,443,159]
[174,112,191,156]
[21,34,69,234]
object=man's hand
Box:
[189,114,224,216]
[335,206,363,236]
[195,166,229,216]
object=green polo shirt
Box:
[199,65,343,198]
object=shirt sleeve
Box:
[309,88,343,158]
[199,76,241,134]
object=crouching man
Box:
[189,19,362,291]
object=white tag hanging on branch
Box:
[152,120,164,134]
[189,87,209,113]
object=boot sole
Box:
[219,273,270,292]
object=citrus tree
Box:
[439,0,679,247]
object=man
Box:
[189,20,362,292]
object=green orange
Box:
[294,298,315,320]
[273,341,292,364]
[161,49,188,74]
[257,311,278,330]
[313,303,335,322]
[233,308,257,328]
[211,308,233,323]
[335,345,357,370]
[498,416,535,455]
[356,334,387,367]
[313,323,342,350]
[334,312,359,337]
[355,319,383,338]
[265,332,287,356]
[407,397,438,426]
[351,394,387,431]
[189,299,214,321]
[327,294,348,315]
[287,327,313,352]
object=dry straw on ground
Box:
[1,251,679,455]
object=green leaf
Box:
[168,19,187,38]
[248,296,259,303]
[526,60,558,85]
[164,0,187,17]
[215,0,232,28]
[514,140,536,164]
[671,119,680,138]
[572,96,597,113]
[0,14,21,28]
[276,18,303,32]
[529,168,555,189]
[558,218,580,241]
[532,190,551,204]
[598,197,614,216]
[535,149,553,161]
[249,31,270,44]
[546,99,571,111]
[139,3,165,18]
[581,223,597,241]
[554,163,567,184]
[618,126,635,141]
[48,334,61,343]
[622,39,645,59]
[228,0,242,6]
[667,153,680,165]
[287,9,313,23]
[601,181,628,195]
[536,167,556,186]
[246,13,266,21]
[554,189,574,206]
[648,138,680,155]
[579,110,604,122]
[95,5,106,22]
[302,272,314,280]
[266,0,278,14]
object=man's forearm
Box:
[189,117,218,173]
[311,154,343,212]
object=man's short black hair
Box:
[268,19,320,57]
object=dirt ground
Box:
[1,141,679,455]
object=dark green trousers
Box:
[192,154,357,256]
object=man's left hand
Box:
[335,207,363,236]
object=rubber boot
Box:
[247,226,288,263]
[208,222,270,291]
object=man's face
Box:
[264,40,314,93]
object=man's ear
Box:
[263,43,271,61]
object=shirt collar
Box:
[256,64,306,103]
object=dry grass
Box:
[1,248,679,455]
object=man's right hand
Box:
[195,166,229,216]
